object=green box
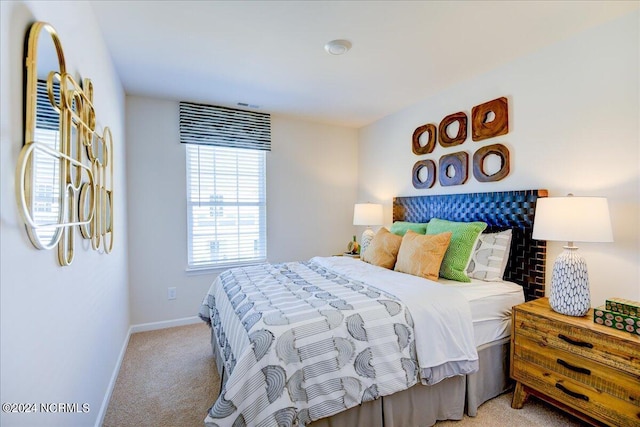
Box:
[593,305,640,336]
[605,298,640,317]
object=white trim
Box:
[94,316,204,425]
[95,316,202,427]
[130,316,202,333]
[94,326,132,427]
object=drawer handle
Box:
[555,383,589,402]
[558,334,593,349]
[557,358,591,375]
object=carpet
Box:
[103,323,584,426]
[103,323,219,426]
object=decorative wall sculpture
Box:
[412,159,436,189]
[16,22,114,266]
[411,97,510,189]
[471,97,509,141]
[438,112,467,147]
[412,123,436,155]
[439,152,468,186]
[473,143,510,182]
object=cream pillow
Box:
[467,229,513,281]
[362,227,402,269]
[394,230,452,281]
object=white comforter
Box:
[312,256,478,385]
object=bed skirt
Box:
[208,329,511,427]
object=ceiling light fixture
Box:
[324,39,352,56]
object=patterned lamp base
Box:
[360,228,375,257]
[549,246,591,317]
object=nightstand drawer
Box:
[514,308,640,376]
[513,334,640,407]
[512,356,640,426]
[511,298,640,426]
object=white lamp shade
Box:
[532,197,613,243]
[353,203,383,226]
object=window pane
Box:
[31,81,61,242]
[186,145,266,268]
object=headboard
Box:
[393,189,547,301]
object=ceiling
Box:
[90,1,638,128]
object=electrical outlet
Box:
[168,287,177,300]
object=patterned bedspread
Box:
[198,259,473,427]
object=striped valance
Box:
[179,101,271,151]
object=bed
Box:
[199,189,547,427]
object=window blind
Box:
[182,101,269,269]
[179,102,271,151]
[185,142,267,269]
[32,80,61,241]
[36,79,60,130]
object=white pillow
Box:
[466,229,512,281]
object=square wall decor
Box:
[412,123,436,155]
[412,159,436,189]
[438,112,467,147]
[472,97,508,141]
[439,152,468,186]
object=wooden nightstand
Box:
[337,252,360,259]
[510,297,640,426]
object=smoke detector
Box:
[324,39,352,55]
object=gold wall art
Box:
[15,22,114,266]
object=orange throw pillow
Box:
[362,227,402,269]
[394,230,452,281]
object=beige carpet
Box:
[103,323,219,427]
[104,323,584,426]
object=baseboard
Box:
[94,316,203,426]
[95,325,132,427]
[130,315,202,333]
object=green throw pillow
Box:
[426,218,488,282]
[390,221,428,237]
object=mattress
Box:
[438,277,524,346]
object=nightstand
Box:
[334,252,360,259]
[342,252,360,259]
[510,297,640,426]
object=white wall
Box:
[0,1,129,426]
[358,11,640,306]
[2,4,635,425]
[126,96,358,325]
[267,116,360,261]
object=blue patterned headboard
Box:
[393,189,547,301]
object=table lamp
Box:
[532,195,613,316]
[353,203,383,256]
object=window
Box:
[32,80,61,243]
[186,145,266,268]
[180,102,270,269]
